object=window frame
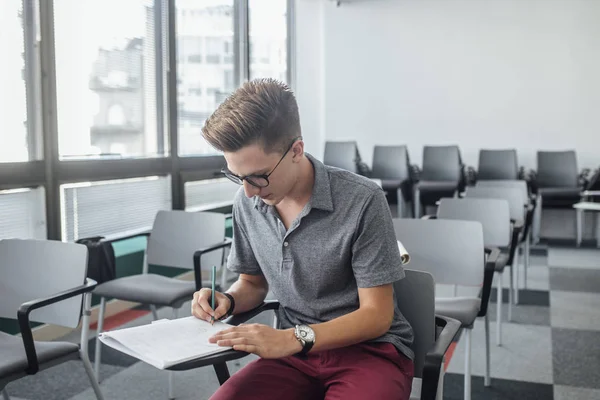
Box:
[3,0,294,241]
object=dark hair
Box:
[201,78,301,154]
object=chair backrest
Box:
[437,198,510,248]
[372,145,410,181]
[323,141,358,173]
[393,218,485,287]
[477,149,518,180]
[393,269,435,379]
[536,150,578,188]
[465,186,525,223]
[476,179,528,204]
[421,145,461,182]
[0,239,88,328]
[146,210,225,271]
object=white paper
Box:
[98,316,234,370]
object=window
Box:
[60,176,172,241]
[0,1,32,162]
[0,188,47,240]
[184,178,239,212]
[249,0,287,83]
[176,0,234,156]
[54,0,165,159]
[206,37,222,64]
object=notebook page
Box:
[99,316,233,369]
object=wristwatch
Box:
[294,324,316,355]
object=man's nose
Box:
[243,181,260,198]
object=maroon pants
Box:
[210,342,414,400]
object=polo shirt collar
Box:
[253,153,334,213]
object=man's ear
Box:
[292,140,304,161]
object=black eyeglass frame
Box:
[221,136,302,188]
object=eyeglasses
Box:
[221,137,302,188]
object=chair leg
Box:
[496,272,503,346]
[80,349,105,400]
[533,195,542,244]
[213,362,231,385]
[514,245,521,305]
[168,308,178,400]
[464,328,472,400]
[151,305,159,321]
[94,297,106,382]
[484,313,491,387]
[413,188,421,218]
[2,389,11,400]
[508,265,514,322]
[524,232,530,289]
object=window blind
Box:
[60,176,172,241]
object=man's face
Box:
[224,142,300,206]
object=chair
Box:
[395,270,461,400]
[371,145,414,217]
[531,150,583,243]
[476,180,534,293]
[465,186,527,310]
[0,239,104,400]
[436,198,511,348]
[476,149,519,181]
[93,210,231,399]
[323,141,359,173]
[413,146,464,218]
[394,219,500,400]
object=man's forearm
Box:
[309,306,393,352]
[225,276,268,314]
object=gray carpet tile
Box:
[550,290,600,331]
[443,374,554,400]
[490,288,550,307]
[552,328,600,389]
[69,357,259,400]
[446,321,553,384]
[549,267,600,293]
[553,384,600,400]
[487,303,550,326]
[3,360,124,400]
[548,248,600,269]
[513,265,550,292]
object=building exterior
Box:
[89,1,286,157]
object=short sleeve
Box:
[351,189,405,288]
[226,199,263,276]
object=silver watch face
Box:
[297,325,315,342]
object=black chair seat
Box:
[0,331,79,377]
[416,181,458,192]
[538,187,581,198]
[380,179,404,190]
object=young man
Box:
[192,78,414,399]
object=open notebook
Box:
[98,316,234,370]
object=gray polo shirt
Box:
[227,153,414,360]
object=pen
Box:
[211,265,216,324]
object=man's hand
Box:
[191,289,230,323]
[209,324,303,359]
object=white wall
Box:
[294,0,326,159]
[295,0,600,169]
